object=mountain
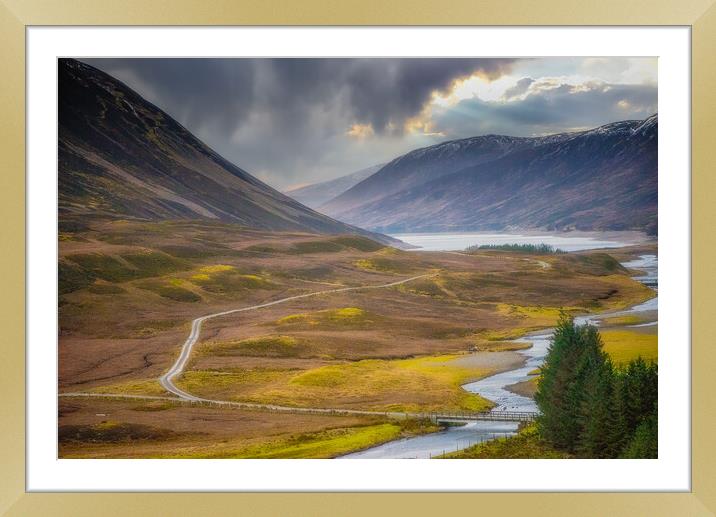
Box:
[321,117,657,235]
[283,163,384,209]
[58,59,400,245]
[321,135,545,216]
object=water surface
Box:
[391,232,633,252]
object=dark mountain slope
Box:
[322,116,657,234]
[321,134,543,215]
[58,59,398,244]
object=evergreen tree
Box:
[621,401,658,458]
[607,372,630,455]
[577,353,614,457]
[536,315,658,459]
[535,315,580,448]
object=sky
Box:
[85,57,657,190]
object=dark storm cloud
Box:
[431,81,657,138]
[81,58,655,188]
[86,58,515,134]
[84,58,516,187]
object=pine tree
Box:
[536,316,658,458]
[577,352,615,457]
[621,401,658,458]
[535,315,580,447]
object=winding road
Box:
[158,273,435,401]
[59,270,546,424]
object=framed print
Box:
[3,0,716,515]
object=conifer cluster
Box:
[535,316,657,458]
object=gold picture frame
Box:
[2,0,714,514]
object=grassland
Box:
[177,353,496,413]
[599,314,650,326]
[58,219,656,458]
[58,398,438,459]
[440,424,569,459]
[169,419,439,459]
[600,328,658,364]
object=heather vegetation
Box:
[58,220,657,458]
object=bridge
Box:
[424,410,539,424]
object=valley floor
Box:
[58,220,656,458]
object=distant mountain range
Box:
[321,117,657,235]
[58,59,401,246]
[284,163,385,209]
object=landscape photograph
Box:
[57,56,658,460]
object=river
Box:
[342,249,658,459]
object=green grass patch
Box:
[600,329,658,364]
[179,354,495,413]
[59,232,88,242]
[275,307,373,329]
[121,251,190,276]
[219,423,401,458]
[190,265,275,294]
[170,418,438,459]
[131,401,177,412]
[496,303,581,327]
[286,355,495,412]
[239,236,383,256]
[353,258,411,274]
[328,307,366,319]
[65,251,188,283]
[59,260,95,294]
[136,279,201,302]
[201,335,307,358]
[555,253,628,276]
[88,379,167,396]
[290,240,345,254]
[181,423,403,459]
[398,278,446,297]
[177,369,288,395]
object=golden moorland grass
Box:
[58,221,657,458]
[496,303,581,327]
[176,423,403,459]
[158,417,440,459]
[88,378,168,396]
[177,354,496,413]
[353,257,414,274]
[199,335,306,358]
[600,329,658,365]
[62,418,439,459]
[275,306,374,329]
